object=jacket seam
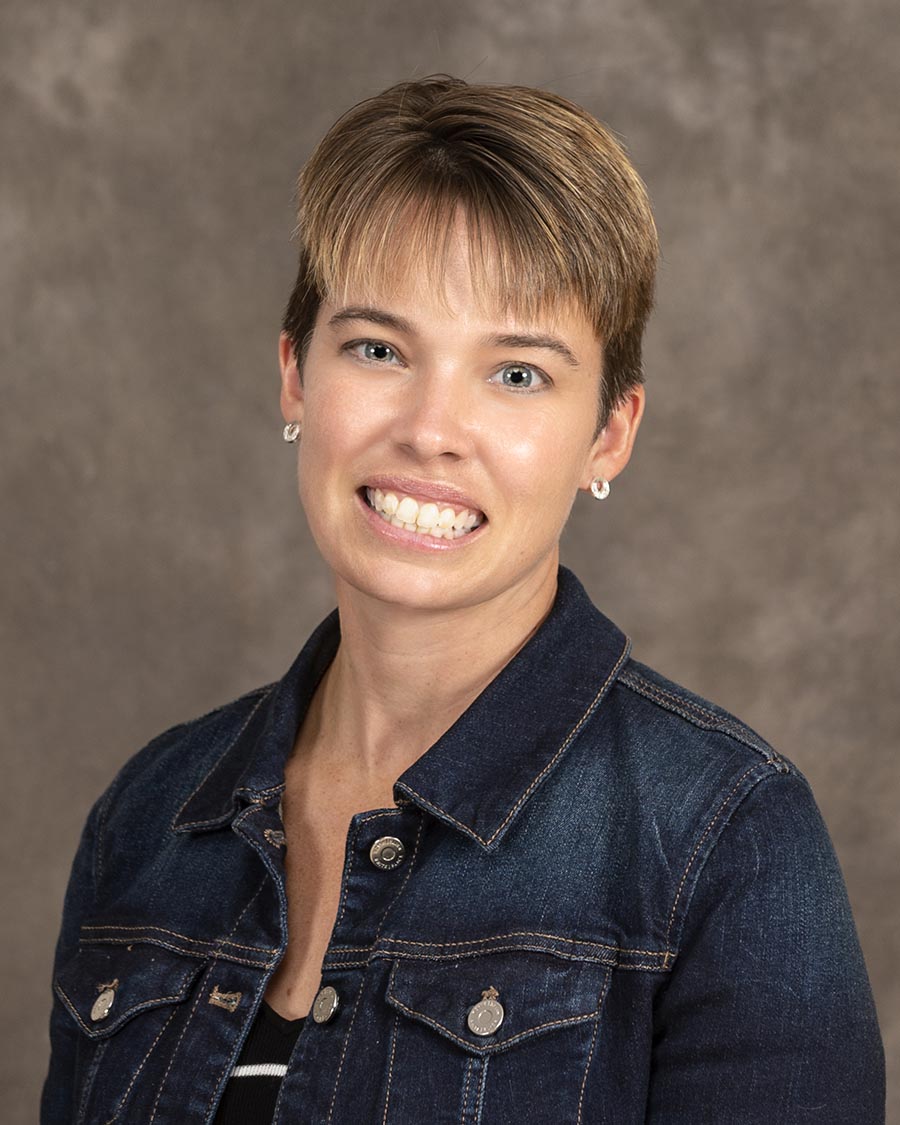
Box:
[576,970,611,1125]
[54,980,192,1038]
[103,1005,181,1124]
[485,636,632,845]
[80,923,278,956]
[399,636,632,848]
[146,966,212,1124]
[354,945,667,972]
[664,763,779,961]
[75,1038,107,1125]
[377,944,617,966]
[370,931,667,958]
[617,666,783,766]
[386,964,611,1051]
[78,935,275,969]
[147,880,268,1122]
[380,1012,400,1125]
[385,993,597,1050]
[326,979,366,1124]
[475,1057,489,1123]
[461,1057,474,1124]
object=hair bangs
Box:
[283,75,658,426]
[302,171,602,331]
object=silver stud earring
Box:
[590,477,610,500]
[282,421,301,443]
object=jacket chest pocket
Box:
[54,942,207,1124]
[382,951,611,1124]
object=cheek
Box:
[302,378,384,465]
[490,415,591,513]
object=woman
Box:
[43,76,884,1123]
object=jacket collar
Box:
[173,567,630,850]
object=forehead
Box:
[319,215,601,351]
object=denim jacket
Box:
[42,567,884,1123]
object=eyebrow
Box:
[327,307,414,334]
[327,306,581,368]
[486,333,579,368]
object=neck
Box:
[305,558,560,789]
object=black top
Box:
[213,1002,305,1124]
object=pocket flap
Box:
[385,952,609,1053]
[55,942,205,1040]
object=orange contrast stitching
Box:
[101,1006,181,1124]
[380,1012,400,1125]
[80,923,277,956]
[665,763,762,953]
[575,971,611,1124]
[145,967,211,1124]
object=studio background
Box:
[2,1,897,1120]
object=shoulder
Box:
[614,658,782,765]
[593,655,833,947]
[92,681,276,839]
[51,681,279,964]
[601,653,800,794]
[605,651,816,818]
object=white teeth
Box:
[365,487,483,540]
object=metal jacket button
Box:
[369,836,405,870]
[91,986,117,1022]
[467,986,504,1036]
[312,985,340,1024]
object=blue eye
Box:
[346,340,399,364]
[363,341,394,362]
[490,363,547,391]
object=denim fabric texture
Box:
[42,567,885,1123]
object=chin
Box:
[340,556,484,612]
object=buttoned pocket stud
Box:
[467,986,504,1036]
[369,836,405,870]
[90,980,118,1022]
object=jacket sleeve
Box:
[40,794,105,1125]
[646,770,885,1124]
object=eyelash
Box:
[342,338,551,392]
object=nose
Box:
[391,368,475,463]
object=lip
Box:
[356,490,487,551]
[361,474,486,517]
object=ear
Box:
[580,385,645,491]
[279,332,304,425]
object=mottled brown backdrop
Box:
[2,1,898,1120]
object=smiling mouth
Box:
[362,487,486,540]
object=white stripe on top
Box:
[230,1063,288,1079]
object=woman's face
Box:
[279,230,643,616]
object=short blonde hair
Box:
[283,75,658,427]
